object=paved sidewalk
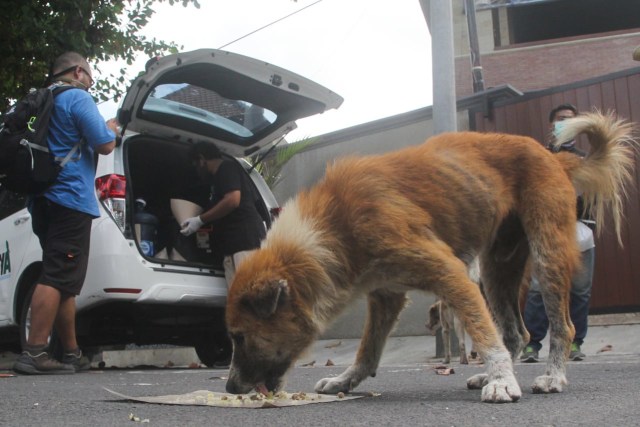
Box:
[1,313,638,370]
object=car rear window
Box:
[141,83,277,138]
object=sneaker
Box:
[520,345,539,363]
[569,342,585,361]
[13,350,75,375]
[62,349,91,372]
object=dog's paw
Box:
[466,373,488,389]
[481,377,522,403]
[531,374,567,394]
[314,376,353,394]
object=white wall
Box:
[270,108,469,338]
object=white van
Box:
[0,49,343,366]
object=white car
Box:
[0,49,343,366]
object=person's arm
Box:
[180,190,241,235]
[93,118,119,155]
[74,94,117,155]
[200,190,241,223]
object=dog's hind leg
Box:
[523,200,579,394]
[315,290,408,394]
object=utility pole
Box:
[419,0,460,360]
[420,0,457,134]
[465,0,485,92]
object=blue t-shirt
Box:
[44,87,115,217]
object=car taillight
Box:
[96,174,126,232]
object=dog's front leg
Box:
[315,290,407,394]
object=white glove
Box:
[180,216,204,236]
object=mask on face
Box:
[552,121,566,139]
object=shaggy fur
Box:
[225,112,634,403]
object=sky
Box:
[97,0,434,141]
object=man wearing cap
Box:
[13,52,118,375]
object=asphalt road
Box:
[1,353,638,427]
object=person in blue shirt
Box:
[13,52,118,375]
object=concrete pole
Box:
[419,1,460,360]
[420,0,457,134]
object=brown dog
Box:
[225,113,634,403]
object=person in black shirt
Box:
[181,142,266,285]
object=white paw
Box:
[481,377,522,403]
[466,373,488,389]
[531,374,567,394]
[315,375,354,394]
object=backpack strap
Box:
[48,84,84,166]
[57,141,83,166]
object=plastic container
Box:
[134,198,159,257]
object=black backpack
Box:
[0,85,81,194]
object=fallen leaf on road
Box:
[300,360,315,367]
[325,359,335,366]
[434,365,455,375]
[324,340,342,349]
[597,344,613,353]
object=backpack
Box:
[0,85,81,194]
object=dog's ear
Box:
[242,279,289,319]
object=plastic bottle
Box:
[134,198,158,257]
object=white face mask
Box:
[552,121,566,139]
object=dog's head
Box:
[425,302,441,335]
[224,248,319,395]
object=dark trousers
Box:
[523,247,595,350]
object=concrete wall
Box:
[269,108,469,339]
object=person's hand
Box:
[180,216,204,236]
[106,118,120,134]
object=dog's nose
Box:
[225,380,242,394]
[225,376,254,394]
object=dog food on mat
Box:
[104,387,363,408]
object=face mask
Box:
[552,121,566,139]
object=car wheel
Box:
[195,333,232,368]
[19,285,63,360]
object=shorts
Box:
[31,197,93,296]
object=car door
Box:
[118,48,344,158]
[0,186,31,325]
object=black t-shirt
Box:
[210,160,266,255]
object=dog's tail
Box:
[554,111,636,245]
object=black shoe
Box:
[62,349,91,372]
[13,350,75,375]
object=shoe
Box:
[13,350,75,375]
[62,349,91,372]
[569,342,585,361]
[520,345,539,363]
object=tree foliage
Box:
[0,0,200,113]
